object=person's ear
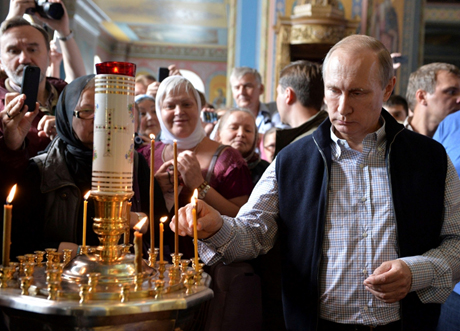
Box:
[259,83,265,95]
[383,76,396,101]
[286,87,296,105]
[416,89,428,107]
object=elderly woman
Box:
[3,75,167,260]
[215,108,270,185]
[135,94,161,139]
[139,76,252,258]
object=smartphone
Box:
[202,111,218,123]
[158,67,169,83]
[393,56,408,64]
[20,66,41,112]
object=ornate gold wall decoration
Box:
[274,0,359,88]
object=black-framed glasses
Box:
[73,110,95,119]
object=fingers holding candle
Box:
[170,200,223,239]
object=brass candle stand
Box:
[0,191,211,330]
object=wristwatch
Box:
[198,181,211,200]
[57,30,74,41]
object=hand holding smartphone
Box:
[20,66,41,112]
[158,67,169,83]
[202,111,218,123]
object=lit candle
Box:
[159,216,168,263]
[149,134,155,250]
[124,201,132,245]
[134,216,148,274]
[82,191,91,247]
[173,140,179,254]
[2,185,17,266]
[191,189,199,271]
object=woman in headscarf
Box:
[215,108,270,185]
[139,76,252,259]
[3,75,166,260]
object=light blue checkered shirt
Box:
[199,120,460,325]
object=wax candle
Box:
[134,217,148,274]
[82,191,91,247]
[2,185,16,266]
[159,216,168,263]
[173,140,179,254]
[124,201,132,245]
[192,189,199,271]
[150,134,155,250]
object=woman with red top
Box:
[139,76,252,258]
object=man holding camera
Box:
[0,0,80,201]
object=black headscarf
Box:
[55,74,95,189]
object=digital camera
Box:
[26,0,64,20]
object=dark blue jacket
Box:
[275,110,447,331]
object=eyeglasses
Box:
[73,110,95,119]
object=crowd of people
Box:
[1,1,460,330]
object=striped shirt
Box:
[199,121,460,325]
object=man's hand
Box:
[28,0,71,38]
[171,200,223,239]
[146,82,160,98]
[364,259,412,303]
[1,93,39,151]
[37,115,56,139]
[168,64,181,77]
[6,0,35,19]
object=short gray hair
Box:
[322,34,394,89]
[1,17,50,51]
[157,76,201,111]
[230,67,262,86]
[406,62,460,110]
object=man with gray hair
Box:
[405,62,460,137]
[230,66,278,134]
[172,34,460,331]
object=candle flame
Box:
[84,191,91,200]
[150,133,155,140]
[160,216,168,223]
[6,184,17,204]
[134,216,148,231]
[191,189,198,205]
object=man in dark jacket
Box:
[274,60,328,158]
[0,17,67,201]
[171,35,460,331]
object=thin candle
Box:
[192,189,199,271]
[159,216,168,263]
[82,191,91,247]
[124,201,132,245]
[173,140,179,254]
[2,184,17,266]
[149,134,155,250]
[134,217,148,274]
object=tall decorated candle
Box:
[92,62,136,193]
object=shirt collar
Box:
[330,116,387,159]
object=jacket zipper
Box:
[313,136,329,331]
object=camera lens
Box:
[42,2,64,20]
